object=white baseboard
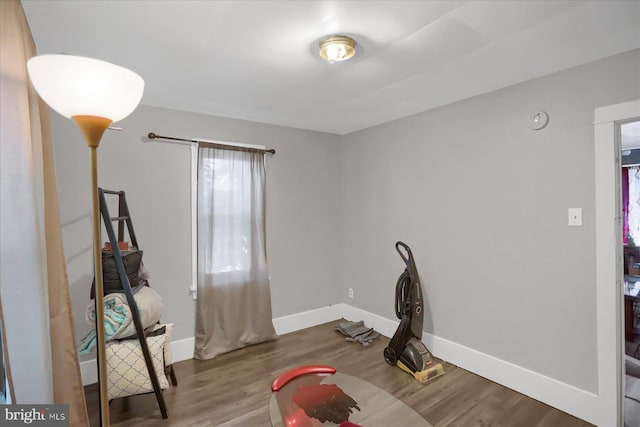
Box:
[170,336,195,363]
[340,304,398,337]
[273,304,345,335]
[80,359,98,387]
[78,303,600,425]
[80,306,344,386]
[340,304,600,426]
[80,336,195,387]
[426,332,599,426]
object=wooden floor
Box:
[85,320,593,427]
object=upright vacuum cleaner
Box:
[384,242,445,383]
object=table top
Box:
[269,371,432,427]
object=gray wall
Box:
[51,49,639,391]
[51,105,342,362]
[338,48,640,393]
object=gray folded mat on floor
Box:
[335,320,380,347]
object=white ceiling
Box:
[21,0,640,135]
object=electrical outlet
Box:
[349,288,354,298]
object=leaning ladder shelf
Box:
[96,188,168,419]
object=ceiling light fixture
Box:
[319,35,357,64]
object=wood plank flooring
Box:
[85,320,593,427]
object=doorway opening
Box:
[621,119,640,427]
[594,100,640,427]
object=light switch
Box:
[568,208,582,226]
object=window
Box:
[191,141,267,297]
[199,155,254,275]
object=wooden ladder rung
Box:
[110,216,129,221]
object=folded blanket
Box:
[345,329,380,347]
[79,286,163,354]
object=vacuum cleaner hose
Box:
[395,269,411,319]
[394,241,415,320]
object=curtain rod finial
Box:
[147,132,158,139]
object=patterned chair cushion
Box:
[151,323,174,366]
[106,334,169,399]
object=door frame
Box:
[595,99,640,426]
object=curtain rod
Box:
[147,132,276,155]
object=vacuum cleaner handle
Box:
[395,241,413,270]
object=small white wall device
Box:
[528,111,549,130]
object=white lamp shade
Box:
[27,54,144,123]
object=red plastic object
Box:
[284,408,313,427]
[271,365,336,392]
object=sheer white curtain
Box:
[194,146,277,359]
[629,166,640,245]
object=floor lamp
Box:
[27,54,144,427]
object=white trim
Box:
[190,143,198,300]
[594,119,622,427]
[594,100,640,426]
[78,303,606,424]
[79,336,196,386]
[426,334,599,425]
[594,100,640,125]
[170,336,196,363]
[273,304,345,335]
[79,359,98,387]
[339,305,398,337]
[79,306,344,385]
[340,305,601,425]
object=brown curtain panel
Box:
[0,296,15,403]
[0,1,89,424]
[195,147,277,359]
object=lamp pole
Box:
[73,115,112,427]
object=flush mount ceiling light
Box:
[319,35,357,64]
